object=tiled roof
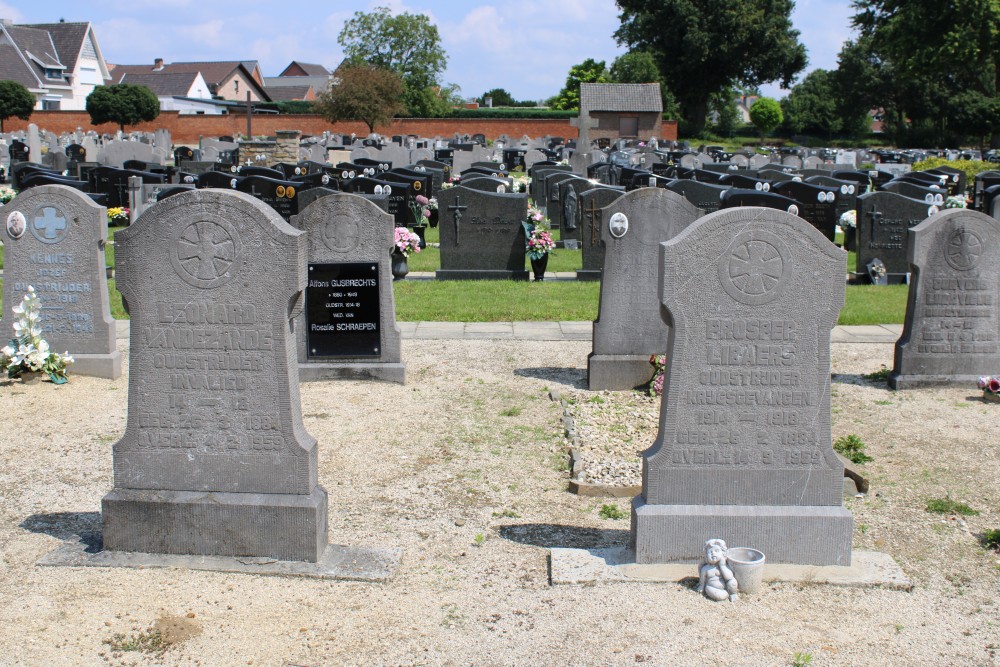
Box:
[7,25,62,69]
[280,61,329,77]
[265,84,314,101]
[580,83,662,113]
[264,75,330,93]
[160,61,245,87]
[0,40,41,88]
[119,71,201,96]
[23,22,89,73]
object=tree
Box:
[337,6,449,116]
[314,64,404,133]
[749,97,783,141]
[710,91,741,137]
[610,50,679,118]
[0,80,35,132]
[848,0,1000,147]
[479,88,515,107]
[830,36,887,139]
[780,69,841,137]
[614,0,807,135]
[86,84,159,132]
[550,58,609,110]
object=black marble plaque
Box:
[306,262,381,357]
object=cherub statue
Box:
[695,538,739,602]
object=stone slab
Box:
[298,362,405,384]
[66,351,122,380]
[550,547,910,590]
[102,487,328,562]
[588,354,651,391]
[435,269,530,281]
[632,500,854,566]
[39,535,401,582]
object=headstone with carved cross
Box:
[435,186,529,280]
[855,191,941,280]
[103,189,328,562]
[632,205,852,566]
[0,184,122,378]
[577,186,625,280]
[889,209,1000,388]
[588,188,701,389]
[290,192,405,384]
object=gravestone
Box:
[577,186,626,280]
[436,186,528,280]
[770,180,839,241]
[236,175,300,221]
[103,189,328,562]
[292,193,404,384]
[632,206,852,565]
[666,179,729,214]
[889,210,1000,388]
[0,185,121,378]
[856,191,940,278]
[588,188,701,389]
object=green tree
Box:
[479,87,515,107]
[0,80,35,132]
[780,69,841,137]
[849,0,1000,147]
[609,50,679,118]
[830,36,886,139]
[337,6,450,116]
[85,84,159,132]
[549,58,609,110]
[749,97,783,141]
[710,91,740,137]
[614,0,807,135]
[314,64,404,133]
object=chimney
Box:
[153,58,164,71]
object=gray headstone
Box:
[436,186,528,280]
[0,185,122,378]
[577,186,626,280]
[27,123,41,165]
[632,206,852,566]
[102,189,328,562]
[889,209,1000,388]
[588,188,702,390]
[666,180,729,214]
[292,193,404,384]
[856,191,940,276]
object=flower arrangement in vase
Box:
[393,227,421,257]
[978,376,1000,402]
[107,206,130,225]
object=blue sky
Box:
[6,0,856,102]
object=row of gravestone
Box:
[8,182,997,572]
[2,182,852,568]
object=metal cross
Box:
[869,207,882,243]
[448,196,468,246]
[584,199,601,247]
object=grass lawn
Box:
[0,223,907,326]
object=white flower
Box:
[1,345,14,358]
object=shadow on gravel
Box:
[831,373,891,388]
[498,523,628,549]
[514,367,588,389]
[21,511,103,553]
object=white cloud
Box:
[0,2,24,21]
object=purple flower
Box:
[978,376,990,390]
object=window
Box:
[619,116,639,138]
[42,99,60,110]
[45,68,64,80]
[234,80,239,94]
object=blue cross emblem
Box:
[31,206,68,244]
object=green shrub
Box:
[981,529,1000,550]
[598,504,627,520]
[911,158,996,195]
[833,434,874,464]
[926,496,979,516]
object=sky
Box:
[5,0,857,103]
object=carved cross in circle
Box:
[32,206,67,243]
[177,221,236,281]
[448,196,469,246]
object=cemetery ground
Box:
[1,334,999,666]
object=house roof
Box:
[119,71,202,96]
[6,25,62,69]
[0,38,42,89]
[265,84,314,101]
[110,60,270,101]
[264,75,330,93]
[580,83,662,113]
[22,22,89,73]
[279,61,329,77]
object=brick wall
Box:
[6,111,678,145]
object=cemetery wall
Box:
[6,112,679,145]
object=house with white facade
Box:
[0,19,111,110]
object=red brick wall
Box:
[7,111,678,145]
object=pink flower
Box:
[415,195,429,205]
[978,376,990,390]
[989,378,1000,393]
[423,208,431,218]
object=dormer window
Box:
[45,68,63,80]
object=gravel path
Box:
[0,338,998,666]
